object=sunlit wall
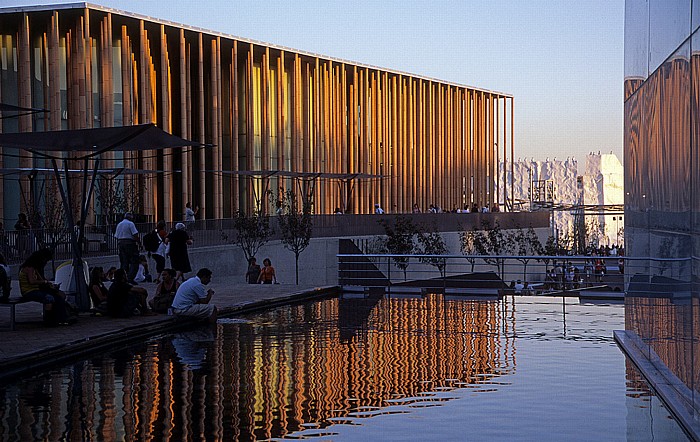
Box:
[623,0,700,418]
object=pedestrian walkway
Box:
[0,276,338,382]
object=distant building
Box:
[500,152,623,247]
[0,3,513,225]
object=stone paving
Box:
[0,276,338,381]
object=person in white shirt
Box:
[171,268,216,322]
[184,202,199,229]
[114,213,140,283]
[374,203,385,214]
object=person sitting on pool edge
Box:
[170,268,217,323]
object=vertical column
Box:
[179,29,191,210]
[291,54,300,175]
[231,41,239,213]
[216,37,223,218]
[246,44,254,213]
[349,66,358,212]
[211,37,222,218]
[84,8,93,129]
[197,33,206,217]
[510,97,514,209]
[390,75,398,213]
[277,51,285,172]
[303,61,311,174]
[261,46,270,173]
[161,24,172,220]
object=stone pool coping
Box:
[0,280,338,383]
[614,330,700,441]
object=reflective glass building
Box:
[622,0,700,436]
[0,3,513,224]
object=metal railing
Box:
[1,211,549,265]
[337,253,689,296]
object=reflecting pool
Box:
[0,294,690,440]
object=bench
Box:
[0,298,34,331]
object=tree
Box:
[379,215,418,281]
[541,235,559,272]
[459,228,479,273]
[416,224,448,278]
[221,209,273,263]
[473,220,512,279]
[276,189,313,285]
[512,226,544,280]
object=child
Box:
[257,258,278,284]
[134,255,152,283]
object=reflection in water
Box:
[0,295,687,440]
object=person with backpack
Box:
[143,220,169,283]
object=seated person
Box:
[171,268,216,322]
[134,255,152,283]
[0,252,11,302]
[88,266,109,314]
[107,269,153,317]
[105,266,117,281]
[19,248,71,326]
[150,268,180,313]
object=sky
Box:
[4,0,625,166]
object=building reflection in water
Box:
[0,294,515,440]
[0,294,683,439]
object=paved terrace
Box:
[0,276,338,383]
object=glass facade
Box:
[623,0,700,435]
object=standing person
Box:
[114,212,141,283]
[184,202,199,230]
[150,268,180,313]
[257,258,277,284]
[246,257,261,284]
[150,220,169,282]
[19,248,71,325]
[168,222,193,282]
[14,213,31,260]
[170,268,216,322]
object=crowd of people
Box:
[373,202,501,215]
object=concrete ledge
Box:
[614,330,700,440]
[0,286,338,384]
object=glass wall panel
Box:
[624,0,649,99]
[649,0,690,73]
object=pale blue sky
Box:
[5,0,625,164]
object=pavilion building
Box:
[0,2,513,224]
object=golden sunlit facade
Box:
[0,295,512,440]
[0,3,513,224]
[623,0,700,430]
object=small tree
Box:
[379,215,418,281]
[276,189,313,285]
[512,226,544,280]
[541,235,559,272]
[473,221,512,279]
[221,209,273,263]
[416,224,448,278]
[459,228,479,273]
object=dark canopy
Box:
[0,102,48,119]
[0,123,201,157]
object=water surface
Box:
[0,294,689,440]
